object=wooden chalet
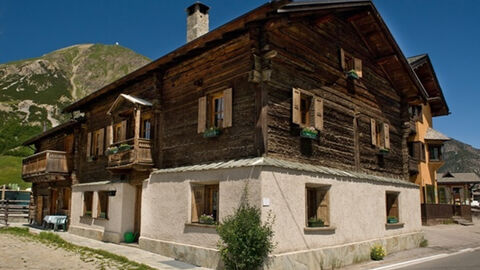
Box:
[22,120,80,225]
[22,0,445,268]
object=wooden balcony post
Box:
[134,108,141,160]
[1,185,5,201]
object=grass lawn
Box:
[0,155,30,189]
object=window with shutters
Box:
[113,121,128,143]
[191,183,219,224]
[370,119,390,150]
[386,192,399,223]
[292,88,324,131]
[97,191,109,219]
[340,48,363,78]
[87,128,104,160]
[428,144,443,161]
[305,185,330,227]
[83,191,93,217]
[197,88,232,133]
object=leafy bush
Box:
[420,238,429,248]
[217,201,275,270]
[370,245,385,261]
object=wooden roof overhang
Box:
[63,0,427,113]
[408,54,449,116]
[107,94,153,116]
[22,119,82,146]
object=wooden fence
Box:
[0,200,30,226]
[421,203,472,225]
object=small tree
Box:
[217,198,275,270]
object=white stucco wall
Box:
[70,181,136,243]
[141,167,262,248]
[260,167,422,253]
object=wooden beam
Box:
[376,54,398,66]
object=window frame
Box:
[141,112,153,140]
[305,184,331,228]
[83,191,94,217]
[97,191,109,219]
[209,91,225,129]
[385,191,400,223]
[428,144,443,162]
[191,183,220,224]
[300,94,312,127]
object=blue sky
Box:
[0,0,478,148]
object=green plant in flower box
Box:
[300,127,318,139]
[118,144,133,152]
[346,69,359,79]
[203,127,221,138]
[308,217,324,227]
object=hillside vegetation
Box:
[0,44,150,188]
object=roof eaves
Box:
[22,119,82,146]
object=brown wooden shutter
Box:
[191,185,205,223]
[106,125,113,147]
[354,57,363,78]
[98,128,105,156]
[370,119,377,146]
[384,123,390,149]
[120,120,127,141]
[340,48,346,71]
[223,88,233,128]
[292,88,301,125]
[86,132,92,158]
[314,97,324,131]
[197,96,207,133]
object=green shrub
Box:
[217,201,275,270]
[370,245,385,261]
[420,238,429,248]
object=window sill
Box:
[93,217,109,221]
[385,222,404,229]
[80,215,93,219]
[185,223,217,229]
[304,226,336,233]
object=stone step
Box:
[452,217,474,226]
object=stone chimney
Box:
[186,2,210,43]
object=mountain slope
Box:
[439,139,480,177]
[0,43,150,155]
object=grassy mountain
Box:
[0,43,150,188]
[439,139,480,177]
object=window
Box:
[340,48,363,78]
[191,184,219,223]
[210,92,225,128]
[305,185,330,227]
[87,128,104,159]
[292,88,324,130]
[83,192,93,217]
[370,119,390,149]
[141,113,153,139]
[408,105,423,122]
[62,188,71,211]
[408,141,425,161]
[425,185,436,203]
[429,144,443,161]
[197,88,232,133]
[97,191,109,219]
[438,187,448,204]
[114,123,122,142]
[386,192,399,223]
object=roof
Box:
[151,157,418,188]
[22,119,82,146]
[107,94,152,115]
[63,0,427,113]
[438,172,480,184]
[408,54,449,116]
[424,127,450,141]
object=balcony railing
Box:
[107,138,153,170]
[22,150,72,180]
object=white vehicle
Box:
[471,200,480,207]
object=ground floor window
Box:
[425,185,436,204]
[191,183,219,224]
[83,192,93,217]
[305,185,330,227]
[386,192,399,224]
[438,186,448,204]
[97,191,109,219]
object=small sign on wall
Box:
[262,198,270,207]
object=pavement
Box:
[2,223,209,270]
[343,217,480,270]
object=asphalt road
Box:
[396,249,480,270]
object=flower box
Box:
[308,218,324,228]
[203,127,221,138]
[300,127,318,140]
[105,146,119,155]
[199,214,216,225]
[379,148,389,155]
[346,69,359,80]
[118,144,133,152]
[387,216,398,224]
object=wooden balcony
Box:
[409,119,417,135]
[22,151,72,182]
[107,138,153,171]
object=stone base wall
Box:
[140,231,423,269]
[69,225,104,242]
[139,236,222,269]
